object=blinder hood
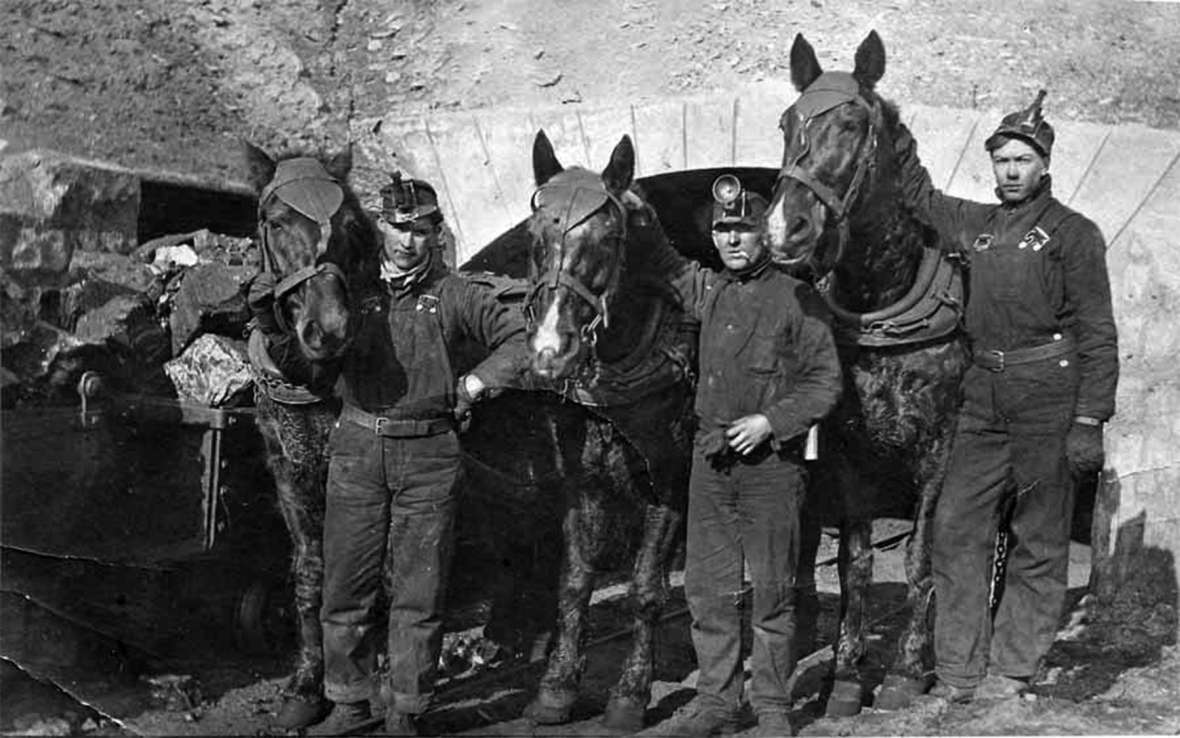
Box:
[532,170,615,235]
[789,71,866,121]
[262,158,344,224]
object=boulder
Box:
[167,262,252,355]
[163,334,252,407]
[74,294,170,367]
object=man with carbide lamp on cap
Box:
[649,174,842,736]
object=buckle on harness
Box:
[984,349,1005,372]
[373,417,389,435]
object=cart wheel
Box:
[233,579,292,655]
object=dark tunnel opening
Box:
[137,178,257,242]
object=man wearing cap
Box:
[892,91,1119,701]
[317,173,528,735]
[649,175,842,736]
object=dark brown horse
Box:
[241,143,380,728]
[764,32,970,716]
[518,131,697,732]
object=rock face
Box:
[0,152,258,406]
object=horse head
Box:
[766,30,900,281]
[525,131,659,380]
[243,143,379,363]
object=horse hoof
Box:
[602,696,646,733]
[825,680,864,718]
[275,694,332,729]
[874,674,933,711]
[523,692,576,725]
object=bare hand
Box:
[725,414,773,455]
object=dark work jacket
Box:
[338,258,528,419]
[895,132,1119,421]
[653,244,842,445]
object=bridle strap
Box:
[274,261,347,299]
[776,92,881,273]
[527,182,628,347]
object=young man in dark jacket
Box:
[652,176,842,736]
[893,91,1119,701]
[318,175,528,735]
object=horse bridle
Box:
[256,158,349,333]
[525,180,628,349]
[776,83,883,270]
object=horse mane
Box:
[834,92,942,313]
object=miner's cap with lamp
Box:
[985,89,1055,160]
[379,171,442,225]
[712,174,769,227]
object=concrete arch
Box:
[353,83,1180,576]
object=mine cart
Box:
[0,371,292,682]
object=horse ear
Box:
[533,130,564,186]
[790,33,823,91]
[602,135,635,195]
[324,145,353,181]
[241,140,276,193]
[853,30,886,88]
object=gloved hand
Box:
[247,271,281,335]
[696,423,731,469]
[1065,421,1104,477]
[454,374,485,432]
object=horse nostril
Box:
[301,321,324,350]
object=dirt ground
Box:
[4,0,1180,183]
[2,0,1180,735]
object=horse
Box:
[241,142,380,728]
[518,130,697,732]
[763,31,970,716]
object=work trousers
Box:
[684,442,806,715]
[320,420,460,714]
[933,361,1077,687]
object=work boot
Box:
[274,693,331,730]
[752,710,794,737]
[653,697,741,736]
[313,700,372,735]
[926,681,975,704]
[383,710,418,736]
[975,674,1030,700]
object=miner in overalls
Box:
[893,91,1119,700]
[318,174,528,735]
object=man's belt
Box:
[973,336,1076,372]
[340,404,453,437]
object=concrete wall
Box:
[353,83,1180,595]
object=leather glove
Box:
[247,271,280,335]
[1065,421,1104,477]
[696,424,731,469]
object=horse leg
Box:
[602,502,681,733]
[826,518,872,717]
[270,454,331,727]
[876,459,942,710]
[524,499,596,725]
[794,501,822,663]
